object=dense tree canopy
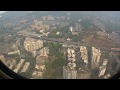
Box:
[43,42,66,79]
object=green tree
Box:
[48,42,62,56]
[43,56,65,79]
[72,35,80,42]
[0,37,4,42]
[43,42,66,79]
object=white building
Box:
[91,47,101,68]
[80,46,88,64]
[69,27,73,32]
[56,32,60,35]
[63,66,77,79]
[63,47,77,79]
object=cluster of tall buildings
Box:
[62,45,111,79]
[31,20,50,31]
[41,15,68,21]
[63,47,77,79]
[41,15,54,21]
[69,23,83,33]
[24,38,43,56]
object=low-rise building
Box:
[32,71,43,79]
[8,50,20,55]
[41,16,47,21]
[9,59,17,70]
[56,32,60,35]
[66,38,71,41]
[0,54,6,63]
[36,56,46,65]
[35,64,45,71]
[39,47,49,57]
[43,32,50,36]
[5,60,12,67]
[13,59,25,73]
[21,62,30,73]
[69,27,73,32]
[47,15,54,21]
[72,32,79,35]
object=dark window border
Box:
[0,60,119,79]
[0,61,26,79]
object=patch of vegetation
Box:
[44,42,62,57]
[118,55,120,59]
[72,35,81,42]
[48,26,69,39]
[19,51,36,78]
[90,68,99,79]
[43,42,66,79]
[43,56,65,79]
[19,72,31,79]
[0,37,4,42]
[80,18,93,30]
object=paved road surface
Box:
[17,30,120,52]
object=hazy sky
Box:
[0,11,6,14]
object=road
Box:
[17,30,120,52]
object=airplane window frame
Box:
[0,60,119,79]
[0,61,26,79]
